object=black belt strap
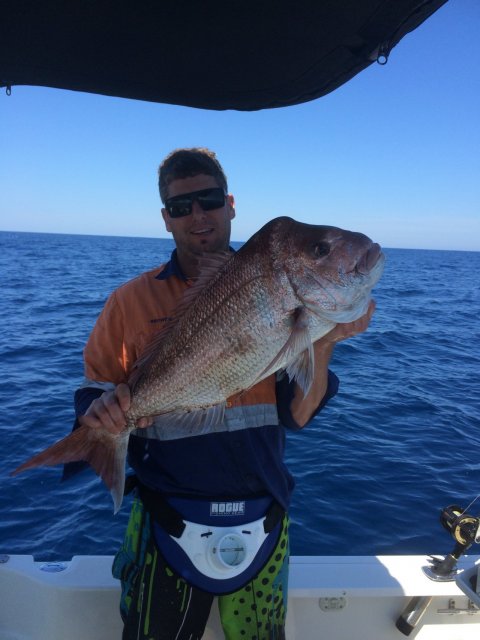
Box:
[263,500,285,533]
[125,475,185,538]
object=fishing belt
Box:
[125,475,285,594]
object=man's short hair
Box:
[158,148,228,203]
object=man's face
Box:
[161,174,235,256]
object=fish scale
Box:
[12,216,385,512]
[127,250,292,417]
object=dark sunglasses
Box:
[164,187,226,218]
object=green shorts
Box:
[113,497,289,640]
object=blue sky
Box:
[1,0,479,250]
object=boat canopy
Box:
[0,1,447,110]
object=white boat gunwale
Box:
[2,553,480,639]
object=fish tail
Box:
[11,425,129,513]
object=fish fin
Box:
[247,308,315,393]
[129,251,233,390]
[147,403,226,438]
[285,343,315,396]
[11,425,129,513]
[189,251,233,289]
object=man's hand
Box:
[79,383,153,433]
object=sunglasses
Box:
[164,187,226,218]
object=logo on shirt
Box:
[150,316,174,324]
[210,501,245,516]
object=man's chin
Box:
[195,238,229,253]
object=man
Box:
[76,148,375,639]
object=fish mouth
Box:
[354,243,383,275]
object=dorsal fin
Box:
[128,251,233,390]
[174,251,233,319]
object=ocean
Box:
[1,230,479,561]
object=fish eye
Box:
[312,242,330,258]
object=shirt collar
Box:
[155,249,186,281]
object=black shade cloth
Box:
[0,0,447,110]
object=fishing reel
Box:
[441,504,480,544]
[396,504,480,636]
[423,504,480,581]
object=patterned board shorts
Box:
[113,497,290,640]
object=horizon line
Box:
[1,228,478,253]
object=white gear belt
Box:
[172,516,269,580]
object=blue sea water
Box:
[1,230,479,561]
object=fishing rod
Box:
[396,502,480,636]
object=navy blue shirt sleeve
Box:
[276,369,339,431]
[74,386,105,417]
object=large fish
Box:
[13,217,384,511]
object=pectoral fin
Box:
[285,341,315,396]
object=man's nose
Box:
[191,199,207,216]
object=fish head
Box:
[272,217,385,323]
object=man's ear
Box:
[227,194,235,220]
